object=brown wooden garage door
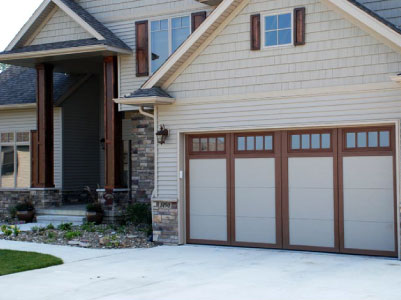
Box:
[186,126,397,257]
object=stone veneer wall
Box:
[0,189,62,217]
[97,189,130,224]
[152,200,179,244]
[124,112,154,203]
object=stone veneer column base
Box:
[0,189,62,218]
[97,189,131,224]
[152,199,179,244]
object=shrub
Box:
[57,223,73,231]
[14,201,34,212]
[64,231,82,240]
[47,231,56,240]
[80,222,96,232]
[86,203,103,213]
[46,223,55,230]
[126,203,152,226]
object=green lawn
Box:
[0,250,63,276]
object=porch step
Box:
[36,205,87,226]
[36,215,85,226]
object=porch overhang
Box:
[114,96,175,106]
[0,44,131,69]
[115,87,175,108]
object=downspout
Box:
[138,106,158,200]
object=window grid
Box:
[150,15,191,74]
[289,132,332,152]
[236,134,274,153]
[264,12,293,48]
[0,131,30,189]
[191,136,226,154]
[345,129,391,150]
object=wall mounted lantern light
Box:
[156,125,169,145]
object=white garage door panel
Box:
[190,215,227,241]
[289,157,334,188]
[289,189,334,220]
[189,159,227,241]
[344,189,394,222]
[290,219,335,248]
[344,221,395,252]
[343,156,393,189]
[235,158,276,244]
[343,156,395,252]
[190,188,227,216]
[288,157,335,248]
[235,188,275,218]
[236,217,276,244]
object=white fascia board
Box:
[321,0,401,53]
[142,0,237,89]
[114,96,176,105]
[52,0,105,40]
[0,45,130,62]
[6,0,52,51]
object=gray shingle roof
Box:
[351,0,401,34]
[0,65,81,106]
[123,87,173,99]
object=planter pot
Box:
[86,212,103,225]
[16,210,35,223]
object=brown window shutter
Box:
[135,20,149,77]
[191,11,207,32]
[250,14,260,50]
[294,7,306,46]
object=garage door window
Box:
[290,132,331,151]
[345,129,391,150]
[236,134,273,152]
[191,136,225,154]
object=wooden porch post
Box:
[32,64,54,188]
[104,56,123,190]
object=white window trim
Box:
[149,14,192,74]
[0,130,31,190]
[261,10,294,50]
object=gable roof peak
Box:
[6,0,130,52]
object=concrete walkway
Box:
[1,241,401,300]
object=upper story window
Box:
[151,16,191,73]
[264,12,293,47]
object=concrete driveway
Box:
[1,240,401,300]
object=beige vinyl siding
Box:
[0,108,62,189]
[156,84,401,197]
[30,7,93,46]
[168,0,401,98]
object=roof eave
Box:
[113,96,176,106]
[0,44,132,64]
